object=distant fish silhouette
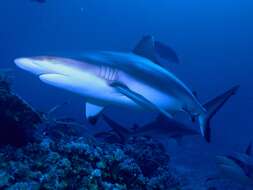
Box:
[97,114,199,144]
[215,142,253,185]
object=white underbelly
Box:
[83,76,181,113]
[39,72,181,113]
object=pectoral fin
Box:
[110,81,173,119]
[86,103,104,125]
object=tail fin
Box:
[199,85,240,142]
[102,114,132,142]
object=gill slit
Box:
[99,65,118,81]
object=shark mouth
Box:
[39,73,75,90]
[39,73,70,82]
[14,58,66,87]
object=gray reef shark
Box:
[214,142,253,185]
[95,114,199,144]
[14,35,239,142]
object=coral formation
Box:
[0,136,180,189]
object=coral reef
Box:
[0,135,180,189]
[123,137,170,177]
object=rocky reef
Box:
[0,72,181,189]
[0,72,41,147]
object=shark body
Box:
[14,36,239,142]
[95,114,199,144]
[215,142,253,185]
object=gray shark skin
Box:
[216,142,253,185]
[14,36,239,142]
[98,114,199,144]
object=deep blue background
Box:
[0,0,252,153]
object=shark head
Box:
[14,56,97,76]
[15,57,53,75]
[14,56,112,99]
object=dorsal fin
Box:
[245,141,252,156]
[155,41,180,64]
[133,35,180,65]
[133,35,158,63]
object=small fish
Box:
[97,114,199,144]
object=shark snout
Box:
[15,57,49,75]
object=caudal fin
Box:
[101,114,132,142]
[199,85,240,142]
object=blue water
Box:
[0,0,252,186]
